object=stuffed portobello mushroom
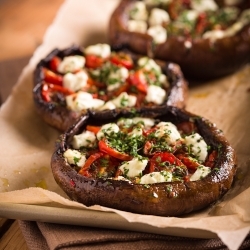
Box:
[109,0,250,80]
[51,106,237,217]
[33,44,188,131]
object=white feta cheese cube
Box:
[155,122,182,145]
[144,0,173,6]
[191,0,218,12]
[84,44,111,58]
[185,133,208,162]
[158,73,169,87]
[57,55,85,74]
[98,101,116,111]
[117,118,134,127]
[146,85,166,105]
[112,92,137,108]
[127,20,148,33]
[203,30,226,40]
[147,25,167,44]
[63,149,86,167]
[63,70,88,92]
[72,131,97,149]
[130,1,148,21]
[132,117,155,129]
[96,123,120,140]
[190,165,211,181]
[149,8,170,26]
[226,22,244,37]
[140,171,172,184]
[107,82,122,92]
[107,66,129,91]
[119,158,148,178]
[116,176,131,182]
[129,126,143,137]
[137,57,162,72]
[66,92,104,111]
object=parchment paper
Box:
[0,0,249,250]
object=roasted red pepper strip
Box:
[41,84,51,102]
[175,154,201,170]
[78,152,104,177]
[41,84,74,102]
[149,152,184,173]
[112,82,130,96]
[99,140,132,161]
[196,12,208,35]
[85,54,104,69]
[86,125,101,134]
[204,150,218,168]
[110,53,134,69]
[128,70,148,94]
[49,56,61,72]
[43,67,63,85]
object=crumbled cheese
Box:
[239,9,250,24]
[137,57,162,72]
[119,158,148,178]
[111,92,137,108]
[184,133,208,162]
[130,1,148,21]
[191,0,218,12]
[140,171,172,184]
[98,101,116,111]
[66,91,104,111]
[63,149,86,167]
[155,122,182,145]
[190,165,211,181]
[132,117,155,129]
[84,43,111,58]
[72,131,97,149]
[144,0,173,6]
[127,20,148,33]
[63,70,88,92]
[227,22,244,36]
[98,92,137,111]
[96,123,120,140]
[107,82,122,92]
[147,25,167,44]
[129,126,143,137]
[149,8,170,26]
[158,73,169,87]
[107,66,129,91]
[57,55,85,74]
[183,10,199,22]
[145,85,166,105]
[203,29,226,40]
[117,118,134,127]
[116,176,131,182]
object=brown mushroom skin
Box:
[51,106,237,217]
[33,45,188,132]
[33,46,86,131]
[109,0,250,80]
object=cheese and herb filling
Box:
[126,0,250,43]
[64,117,220,185]
[41,43,171,111]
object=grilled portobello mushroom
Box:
[33,44,188,131]
[51,106,237,216]
[109,0,250,80]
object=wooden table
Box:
[0,0,64,248]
